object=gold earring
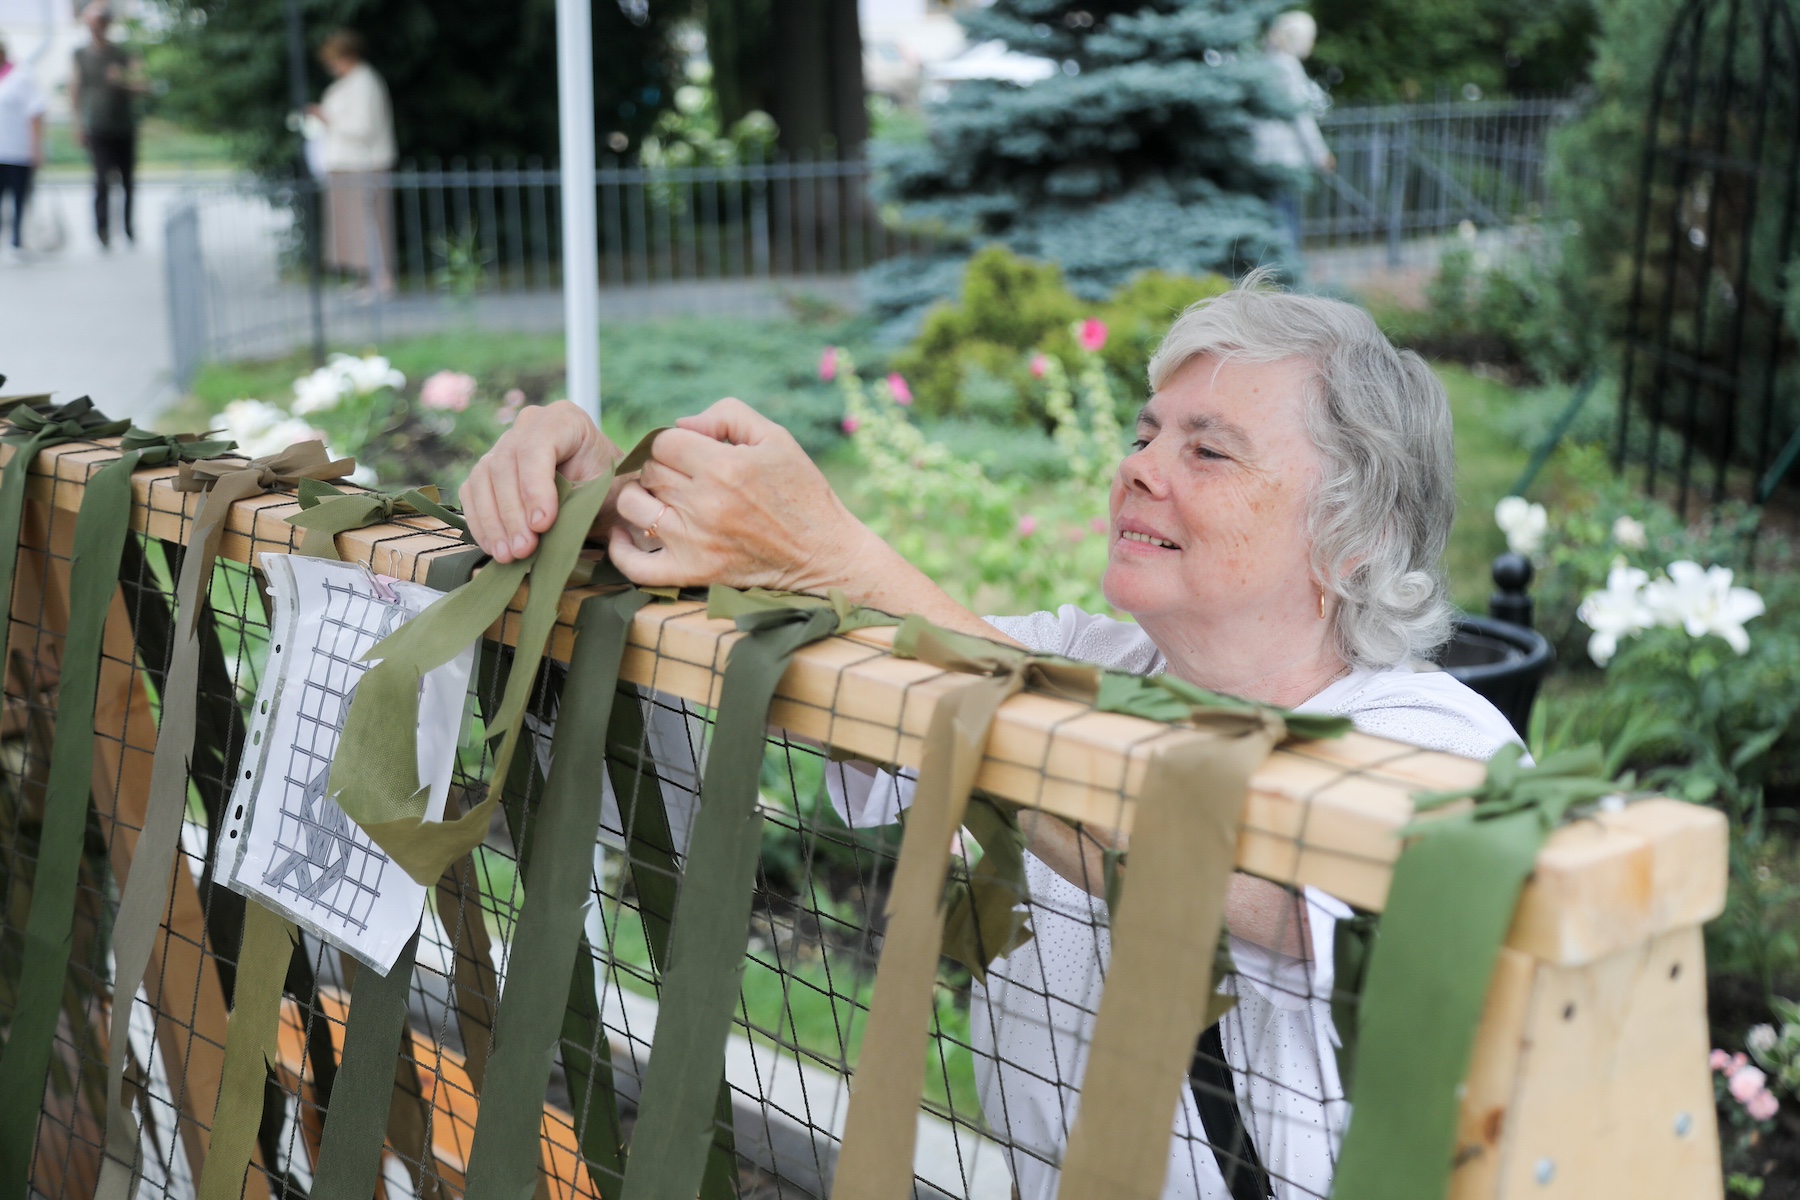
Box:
[1319,590,1328,620]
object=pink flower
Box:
[886,373,913,406]
[1733,1053,1750,1074]
[819,347,839,382]
[1712,1049,1733,1072]
[1017,515,1038,537]
[1030,353,1049,379]
[1079,318,1108,353]
[420,370,477,413]
[497,387,526,425]
[1747,1089,1781,1121]
[1090,516,1108,535]
[1730,1065,1768,1104]
[841,415,861,434]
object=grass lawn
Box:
[1436,365,1534,610]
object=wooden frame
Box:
[9,438,1727,1198]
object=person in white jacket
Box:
[308,29,397,298]
[0,38,45,260]
[461,277,1523,1200]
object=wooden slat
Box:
[7,439,1728,959]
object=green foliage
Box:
[832,344,1121,614]
[1308,0,1598,102]
[869,0,1296,318]
[1376,241,1600,385]
[638,61,779,169]
[145,0,691,176]
[890,246,1229,421]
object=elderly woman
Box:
[464,281,1520,1199]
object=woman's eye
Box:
[1194,446,1227,462]
[1131,438,1150,452]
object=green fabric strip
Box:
[462,589,651,1200]
[286,479,468,560]
[832,643,1024,1200]
[310,930,422,1200]
[0,398,130,737]
[195,902,296,1200]
[0,447,140,1197]
[602,669,738,1200]
[329,431,662,884]
[1331,744,1616,1200]
[618,602,841,1200]
[97,440,258,1200]
[1057,713,1282,1200]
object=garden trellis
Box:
[0,409,1729,1200]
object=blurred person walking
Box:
[69,3,145,248]
[308,29,396,300]
[0,37,46,262]
[1253,11,1333,252]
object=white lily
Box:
[1494,495,1548,556]
[1577,563,1654,667]
[1643,560,1765,654]
[334,353,406,396]
[292,365,350,415]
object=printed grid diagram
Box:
[260,578,406,934]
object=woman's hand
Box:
[606,398,874,592]
[462,400,622,563]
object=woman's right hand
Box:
[461,399,622,563]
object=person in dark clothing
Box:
[68,3,144,247]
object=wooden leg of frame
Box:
[1452,926,1722,1198]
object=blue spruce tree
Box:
[872,0,1302,322]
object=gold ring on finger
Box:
[645,502,669,541]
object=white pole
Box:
[555,0,602,422]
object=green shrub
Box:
[890,247,1229,422]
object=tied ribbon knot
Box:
[286,478,469,561]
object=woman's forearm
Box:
[1025,815,1311,960]
[814,520,1025,647]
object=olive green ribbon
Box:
[0,438,142,1197]
[327,433,660,886]
[601,660,737,1200]
[310,931,423,1198]
[1331,744,1617,1200]
[832,617,1033,1200]
[617,590,846,1200]
[286,478,469,560]
[0,396,130,688]
[193,902,297,1200]
[1057,710,1285,1200]
[95,438,357,1200]
[461,589,652,1200]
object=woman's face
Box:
[1102,354,1325,630]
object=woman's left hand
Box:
[608,398,874,592]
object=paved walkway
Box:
[0,176,193,423]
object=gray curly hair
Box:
[1144,272,1456,669]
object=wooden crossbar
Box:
[10,437,1726,953]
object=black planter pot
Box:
[1436,614,1555,739]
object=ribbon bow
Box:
[119,427,238,467]
[2,395,132,443]
[286,478,469,560]
[174,438,355,495]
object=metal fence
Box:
[162,98,1579,381]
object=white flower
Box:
[334,353,405,396]
[1643,561,1766,654]
[1611,515,1648,550]
[346,462,379,487]
[220,399,323,460]
[1494,495,1548,556]
[1577,564,1654,667]
[292,365,350,415]
[1749,1024,1778,1055]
